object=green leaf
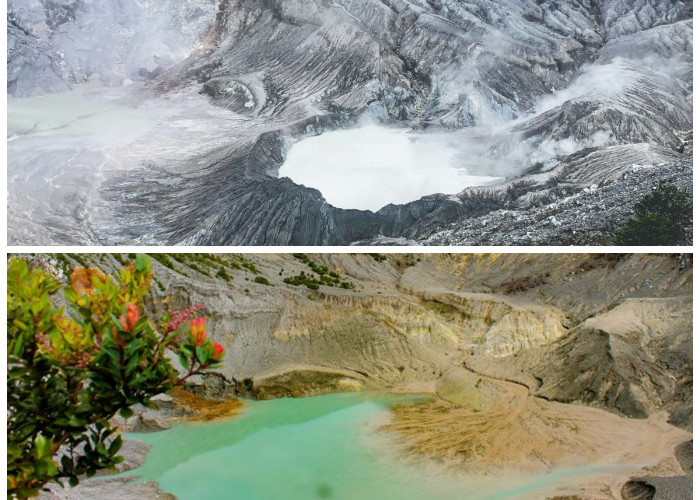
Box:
[108,435,123,456]
[118,407,134,419]
[34,435,52,459]
[12,337,24,358]
[135,254,148,272]
[68,415,86,428]
[195,345,206,364]
[177,352,190,370]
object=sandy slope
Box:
[383,373,690,499]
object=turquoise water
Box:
[122,393,610,500]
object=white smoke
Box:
[278,125,502,211]
[8,0,219,91]
[526,131,617,165]
[532,58,638,115]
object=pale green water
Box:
[123,393,613,500]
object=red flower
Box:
[119,304,139,331]
[190,317,207,346]
[126,304,139,329]
[211,341,224,361]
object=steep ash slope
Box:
[469,297,692,425]
[37,252,692,418]
[7,0,693,245]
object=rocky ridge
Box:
[420,159,693,246]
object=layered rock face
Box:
[42,252,691,425]
[6,0,693,245]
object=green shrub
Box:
[188,263,211,277]
[7,257,225,498]
[254,276,271,286]
[292,253,310,264]
[237,256,259,274]
[283,273,319,290]
[284,254,354,291]
[615,213,680,245]
[615,183,691,245]
[216,266,232,282]
[148,253,175,270]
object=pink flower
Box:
[119,304,139,331]
[190,317,207,346]
[74,351,92,368]
[166,304,204,333]
[36,333,54,352]
[211,341,224,361]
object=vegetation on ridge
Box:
[284,254,353,290]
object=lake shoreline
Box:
[39,386,691,500]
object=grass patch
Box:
[286,254,354,290]
[216,266,232,281]
[149,253,175,270]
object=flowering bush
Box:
[7,256,225,499]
